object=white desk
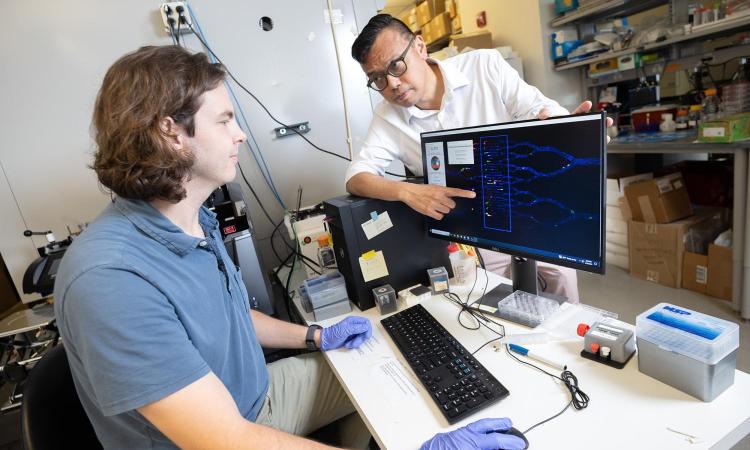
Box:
[291,269,750,450]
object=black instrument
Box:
[22,230,74,297]
[381,304,509,424]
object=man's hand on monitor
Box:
[537,100,614,143]
[400,183,476,220]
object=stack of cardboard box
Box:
[405,0,461,45]
[623,172,732,300]
[605,173,653,270]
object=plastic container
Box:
[316,235,336,271]
[302,270,348,309]
[496,290,561,328]
[427,267,450,294]
[660,113,677,132]
[688,104,702,128]
[723,58,750,115]
[312,299,352,321]
[701,88,723,122]
[636,303,739,401]
[447,243,476,285]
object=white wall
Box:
[457,0,582,111]
[0,0,378,302]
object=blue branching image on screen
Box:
[421,113,605,273]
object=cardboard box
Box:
[398,8,419,32]
[606,231,628,247]
[449,30,493,51]
[707,244,732,300]
[446,0,457,18]
[624,173,692,223]
[606,204,624,221]
[617,53,640,71]
[431,0,447,16]
[607,173,653,207]
[609,217,628,235]
[421,21,433,44]
[607,241,628,257]
[682,251,708,294]
[629,208,726,288]
[606,251,629,270]
[619,196,633,221]
[656,160,733,208]
[589,57,618,77]
[698,113,750,143]
[451,14,461,33]
[428,12,451,43]
[416,0,434,27]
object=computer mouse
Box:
[499,426,529,449]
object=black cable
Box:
[176,17,182,45]
[439,268,506,356]
[185,21,408,178]
[270,218,292,266]
[504,344,589,435]
[538,273,547,292]
[167,18,178,45]
[476,248,486,270]
[236,163,276,227]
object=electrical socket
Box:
[159,2,193,36]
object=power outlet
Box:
[159,2,193,36]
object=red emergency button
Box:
[577,323,590,337]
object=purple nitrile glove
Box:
[420,418,526,450]
[320,316,372,351]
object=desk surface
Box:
[291,269,750,450]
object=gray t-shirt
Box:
[54,198,269,449]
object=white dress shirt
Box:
[345,49,569,181]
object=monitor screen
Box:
[421,112,606,274]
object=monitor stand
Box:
[476,257,568,311]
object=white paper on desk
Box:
[349,328,385,360]
[361,211,393,240]
[372,358,420,401]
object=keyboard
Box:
[381,304,509,424]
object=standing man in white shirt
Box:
[345,14,610,301]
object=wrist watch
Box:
[306,325,322,351]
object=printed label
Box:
[590,330,618,341]
[696,265,708,284]
[656,179,673,193]
[702,127,725,137]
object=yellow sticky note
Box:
[358,250,389,282]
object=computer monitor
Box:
[421,112,606,298]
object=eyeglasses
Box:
[366,35,416,92]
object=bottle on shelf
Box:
[316,234,336,272]
[675,107,690,130]
[688,104,702,128]
[660,113,677,132]
[700,88,723,122]
[723,57,750,115]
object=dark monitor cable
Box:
[442,262,589,435]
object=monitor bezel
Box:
[420,111,607,275]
